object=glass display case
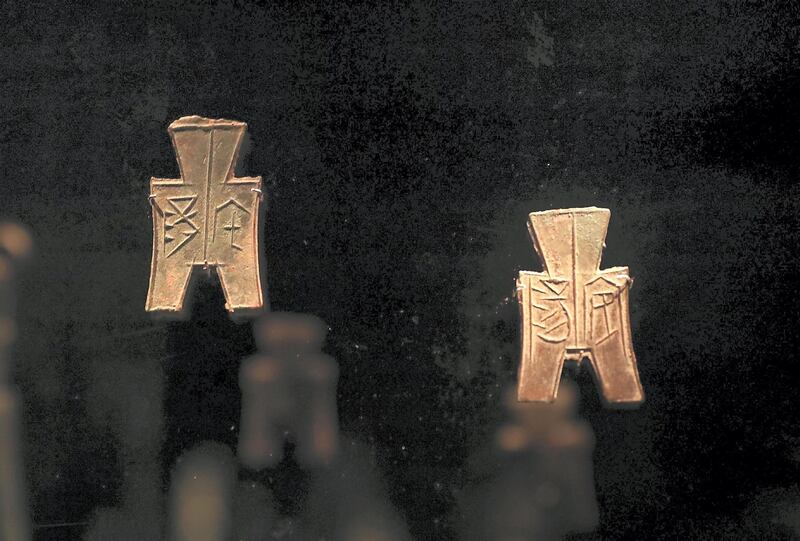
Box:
[1,2,798,539]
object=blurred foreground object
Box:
[168,442,236,541]
[84,352,165,541]
[303,437,411,541]
[516,207,644,407]
[238,312,339,469]
[460,381,598,541]
[169,442,278,541]
[146,116,265,319]
[0,222,32,541]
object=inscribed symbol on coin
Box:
[146,116,265,317]
[516,207,644,407]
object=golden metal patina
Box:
[146,116,265,318]
[516,207,644,407]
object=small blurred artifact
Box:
[300,437,412,541]
[168,442,238,541]
[146,116,265,318]
[516,207,644,407]
[0,222,33,541]
[238,312,339,469]
[459,380,599,541]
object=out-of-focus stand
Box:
[0,222,32,541]
[232,312,410,541]
[238,312,339,470]
[459,380,599,541]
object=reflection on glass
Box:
[0,222,32,541]
[238,312,339,469]
[459,380,599,541]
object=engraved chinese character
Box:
[516,207,644,407]
[146,116,265,317]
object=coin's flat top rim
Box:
[169,115,247,131]
[528,206,609,217]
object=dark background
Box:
[2,1,800,539]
